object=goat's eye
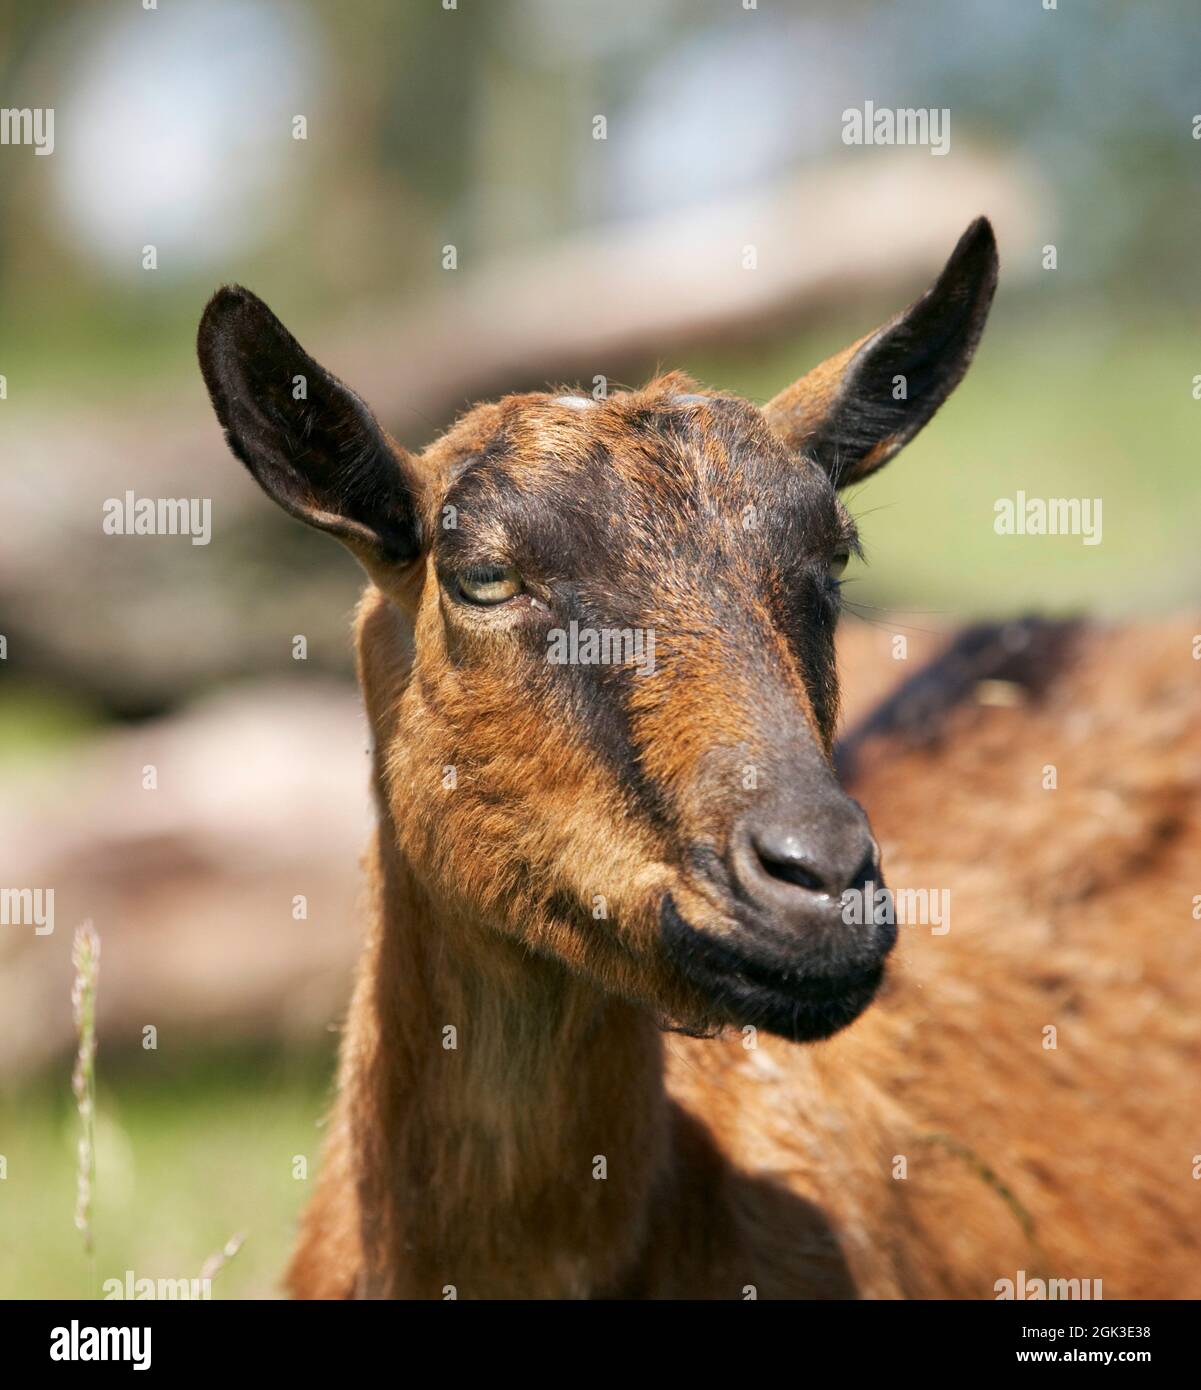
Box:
[456,564,522,606]
[828,550,850,582]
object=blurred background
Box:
[1,0,1197,1297]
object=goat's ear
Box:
[763,216,998,487]
[197,286,423,567]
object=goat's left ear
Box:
[763,216,998,487]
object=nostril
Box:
[758,851,826,893]
[753,839,827,894]
[747,823,878,901]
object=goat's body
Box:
[198,226,1196,1301]
[288,610,1201,1299]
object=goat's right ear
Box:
[197,286,423,568]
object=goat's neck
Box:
[349,825,673,1298]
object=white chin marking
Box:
[553,394,593,409]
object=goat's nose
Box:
[733,802,878,908]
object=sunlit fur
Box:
[283,379,1201,1298]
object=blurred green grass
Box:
[0,685,101,767]
[0,1048,334,1300]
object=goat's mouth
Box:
[660,896,888,1043]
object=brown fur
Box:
[282,386,1201,1298]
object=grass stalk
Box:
[70,920,100,1291]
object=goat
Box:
[197,218,1200,1298]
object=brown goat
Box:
[198,219,1200,1298]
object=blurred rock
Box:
[0,680,370,1083]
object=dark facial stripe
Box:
[552,655,677,835]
